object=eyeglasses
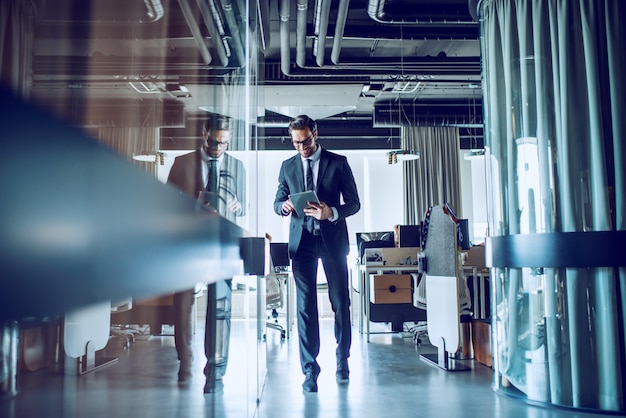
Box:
[206,138,230,147]
[291,135,314,147]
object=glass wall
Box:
[480,0,625,413]
[1,0,262,414]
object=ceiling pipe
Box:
[220,0,245,66]
[41,0,164,24]
[177,0,212,65]
[142,0,165,23]
[207,0,233,58]
[257,0,271,51]
[295,0,308,67]
[313,0,332,67]
[278,0,480,77]
[195,0,230,66]
[330,0,351,65]
[367,0,477,26]
[468,0,480,21]
[279,0,292,75]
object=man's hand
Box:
[304,201,333,221]
[226,197,242,213]
[281,199,295,215]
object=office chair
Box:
[264,242,290,341]
[265,275,286,340]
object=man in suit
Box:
[274,114,360,392]
[167,114,246,393]
[167,115,246,223]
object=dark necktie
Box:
[306,158,314,192]
[306,159,314,233]
[206,159,218,192]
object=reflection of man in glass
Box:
[168,114,246,222]
[167,114,246,393]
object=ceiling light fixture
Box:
[387,149,419,164]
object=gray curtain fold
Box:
[403,126,461,225]
[480,0,625,412]
[0,0,36,98]
[96,127,159,177]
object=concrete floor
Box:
[1,317,615,418]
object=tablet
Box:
[289,191,320,217]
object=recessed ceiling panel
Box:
[264,85,363,120]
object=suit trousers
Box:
[291,229,352,375]
[174,279,232,380]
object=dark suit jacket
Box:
[273,148,360,258]
[168,149,246,223]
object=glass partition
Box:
[1,0,262,415]
[480,0,625,413]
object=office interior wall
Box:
[159,149,404,249]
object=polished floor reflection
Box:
[1,318,614,418]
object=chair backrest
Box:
[269,242,290,273]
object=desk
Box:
[358,264,424,342]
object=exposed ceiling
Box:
[25,0,484,150]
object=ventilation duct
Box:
[373,100,483,128]
[367,0,476,26]
[37,97,185,128]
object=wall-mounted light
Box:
[387,149,420,164]
[132,151,166,165]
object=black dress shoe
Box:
[302,371,318,392]
[178,363,192,382]
[203,378,224,393]
[336,360,349,382]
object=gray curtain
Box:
[95,127,159,177]
[481,0,625,412]
[0,0,36,97]
[403,126,461,224]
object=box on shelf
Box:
[382,247,421,266]
[364,248,385,266]
[364,247,421,266]
[463,245,486,268]
[370,274,412,304]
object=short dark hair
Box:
[203,114,231,133]
[288,114,317,135]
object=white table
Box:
[358,264,422,342]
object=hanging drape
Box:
[95,127,159,177]
[0,0,36,98]
[403,126,461,224]
[480,0,625,412]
